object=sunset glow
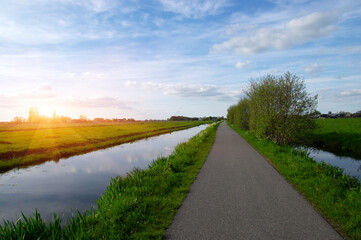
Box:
[0,0,360,121]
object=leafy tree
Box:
[227,104,237,124]
[227,98,250,130]
[235,97,250,130]
[314,110,321,115]
[247,72,317,144]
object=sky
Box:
[0,0,360,121]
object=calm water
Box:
[0,124,208,223]
[305,148,361,181]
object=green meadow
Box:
[299,118,361,159]
[0,121,208,172]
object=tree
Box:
[79,115,89,122]
[227,104,237,124]
[246,72,317,144]
[12,116,26,123]
[28,106,40,123]
[227,98,250,130]
[235,97,250,130]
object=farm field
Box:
[300,118,361,159]
[0,121,207,172]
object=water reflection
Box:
[0,124,208,223]
[301,147,361,181]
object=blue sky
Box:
[0,0,360,121]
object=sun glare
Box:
[38,105,56,118]
[28,103,59,119]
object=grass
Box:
[0,121,209,172]
[228,122,361,240]
[299,118,361,159]
[0,122,220,239]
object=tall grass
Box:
[229,122,361,239]
[0,122,220,239]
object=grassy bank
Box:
[300,118,361,159]
[0,122,220,239]
[0,121,208,172]
[228,122,361,239]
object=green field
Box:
[229,122,361,239]
[300,118,361,159]
[0,122,219,239]
[0,121,208,172]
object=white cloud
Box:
[159,0,227,18]
[64,97,131,109]
[235,60,251,69]
[63,71,106,81]
[212,11,338,54]
[340,89,361,96]
[126,81,241,101]
[82,0,118,13]
[0,95,21,108]
[304,63,323,73]
[225,24,255,35]
[38,85,52,91]
[317,88,361,112]
[153,18,164,27]
[62,0,136,13]
[306,74,361,84]
[0,0,138,46]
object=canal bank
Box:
[228,122,361,239]
[299,147,361,181]
[0,124,208,224]
[0,122,219,239]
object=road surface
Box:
[165,122,342,240]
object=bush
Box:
[228,72,317,145]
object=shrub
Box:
[228,72,317,145]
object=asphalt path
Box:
[165,122,342,240]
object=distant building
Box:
[93,118,105,122]
[70,119,86,123]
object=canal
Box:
[0,124,208,223]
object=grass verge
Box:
[228,122,361,240]
[0,122,220,239]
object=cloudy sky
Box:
[0,0,360,121]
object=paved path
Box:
[165,122,342,240]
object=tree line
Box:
[227,72,318,145]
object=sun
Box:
[35,103,58,118]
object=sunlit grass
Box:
[0,121,209,172]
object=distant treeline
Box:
[168,116,224,121]
[227,72,317,145]
[312,111,361,119]
[169,116,199,121]
[10,107,224,124]
[11,107,137,124]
